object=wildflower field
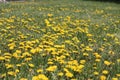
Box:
[0,0,120,80]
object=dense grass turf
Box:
[0,0,120,80]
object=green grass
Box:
[0,0,120,80]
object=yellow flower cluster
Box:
[0,0,120,80]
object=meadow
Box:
[0,0,120,80]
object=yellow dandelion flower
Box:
[104,61,111,66]
[37,69,43,73]
[15,50,21,54]
[57,72,64,76]
[83,53,89,56]
[102,70,109,75]
[71,79,77,80]
[44,19,51,27]
[46,65,57,72]
[93,67,97,69]
[64,68,69,72]
[5,64,14,69]
[7,71,16,76]
[30,48,36,54]
[9,46,15,50]
[93,71,99,75]
[24,57,32,61]
[3,52,11,56]
[95,59,101,62]
[4,55,11,59]
[1,73,6,78]
[20,78,28,80]
[100,75,106,80]
[65,40,71,43]
[85,46,93,51]
[47,61,53,64]
[12,53,19,59]
[22,52,31,57]
[116,74,120,77]
[0,56,5,61]
[47,13,53,17]
[38,74,49,80]
[87,33,93,37]
[32,76,39,80]
[28,64,34,68]
[72,37,79,43]
[65,72,73,78]
[78,64,84,70]
[15,69,19,73]
[108,51,115,55]
[0,22,3,25]
[80,60,86,64]
[16,64,22,67]
[112,78,118,80]
[117,59,120,62]
[95,54,101,58]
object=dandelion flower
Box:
[102,70,109,75]
[93,71,99,75]
[28,64,34,68]
[65,72,73,78]
[104,61,111,66]
[46,65,57,72]
[57,72,64,76]
[112,78,118,80]
[100,75,106,80]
